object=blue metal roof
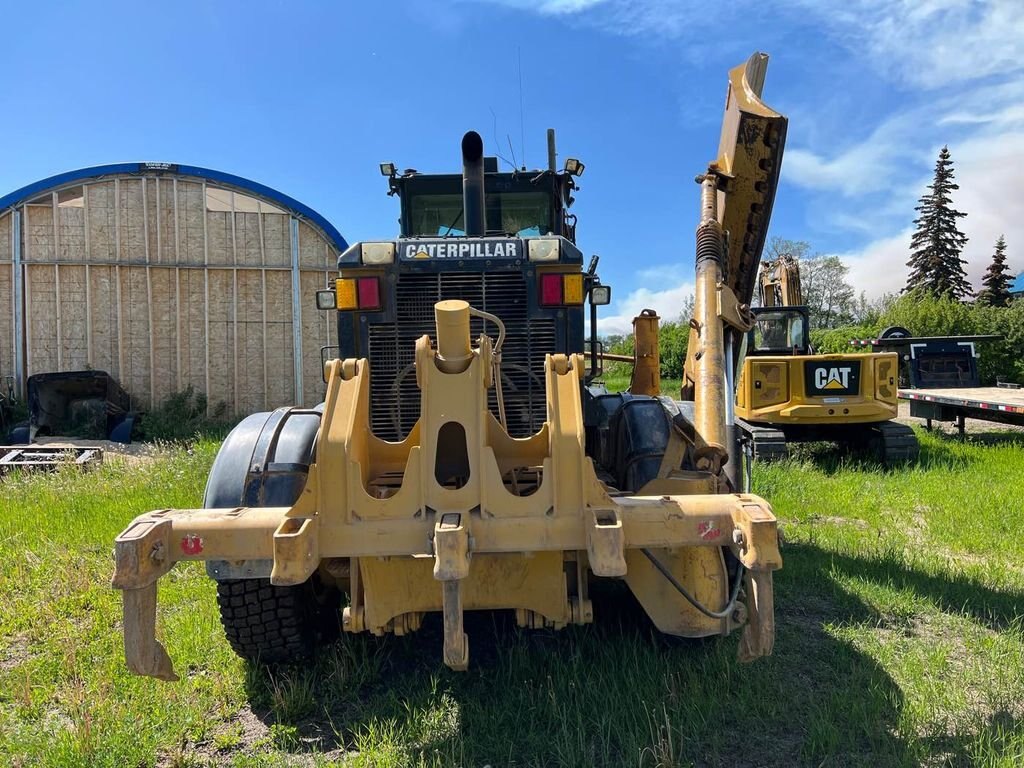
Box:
[0,162,348,252]
[1012,272,1024,295]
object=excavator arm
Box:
[759,254,803,307]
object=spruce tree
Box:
[977,235,1011,306]
[905,146,971,299]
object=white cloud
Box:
[635,263,688,282]
[940,103,1024,128]
[598,279,694,336]
[784,111,920,197]
[473,0,1024,90]
[945,131,1024,283]
[789,0,1024,89]
[483,0,607,14]
[836,229,913,298]
[541,0,606,11]
[784,76,1024,200]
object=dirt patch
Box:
[0,634,34,672]
[870,612,1024,742]
[29,437,165,466]
[161,705,353,767]
[806,514,870,529]
[904,508,929,546]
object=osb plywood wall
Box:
[0,175,338,414]
[0,214,11,392]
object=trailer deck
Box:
[900,385,1024,434]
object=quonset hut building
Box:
[0,163,348,413]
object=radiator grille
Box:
[367,272,554,440]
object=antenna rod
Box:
[518,47,526,169]
[547,128,556,172]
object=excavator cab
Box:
[749,307,810,356]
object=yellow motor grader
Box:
[112,53,786,680]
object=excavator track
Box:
[866,420,920,464]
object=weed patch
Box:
[136,386,236,442]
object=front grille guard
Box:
[367,271,552,440]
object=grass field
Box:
[2,427,1024,767]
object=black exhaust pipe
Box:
[461,131,485,236]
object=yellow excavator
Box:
[110,53,786,679]
[733,253,918,463]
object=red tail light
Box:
[356,277,381,310]
[540,274,563,306]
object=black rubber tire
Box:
[208,406,340,665]
[216,575,340,664]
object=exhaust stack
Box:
[461,131,485,236]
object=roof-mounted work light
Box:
[564,158,585,177]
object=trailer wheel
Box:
[879,325,911,340]
[216,575,340,664]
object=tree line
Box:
[766,143,1016,327]
[603,145,1020,384]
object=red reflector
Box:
[357,277,381,310]
[540,274,562,306]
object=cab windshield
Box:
[751,309,809,354]
[407,191,553,237]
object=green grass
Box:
[3,430,1024,766]
[595,372,683,396]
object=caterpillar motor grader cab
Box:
[111,53,785,680]
[734,254,919,462]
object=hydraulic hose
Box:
[640,547,745,620]
[468,307,508,430]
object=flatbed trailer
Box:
[851,331,1020,435]
[901,385,1024,435]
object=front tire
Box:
[216,576,340,664]
[206,407,340,665]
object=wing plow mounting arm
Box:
[711,52,788,307]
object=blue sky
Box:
[1,0,1020,334]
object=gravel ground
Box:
[896,400,1024,435]
[14,437,167,465]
